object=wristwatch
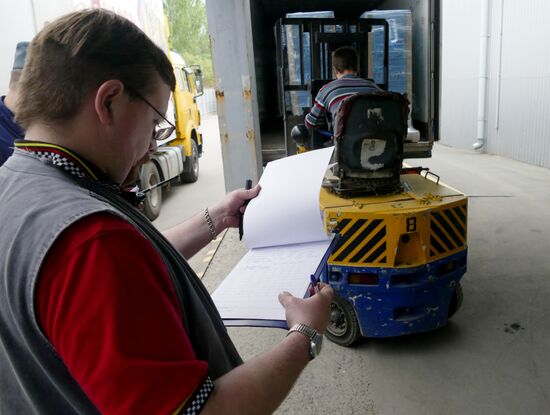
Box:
[286,323,323,360]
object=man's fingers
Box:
[280,284,332,306]
[244,184,261,200]
[318,283,334,301]
[238,184,261,214]
[278,291,294,308]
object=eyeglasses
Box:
[125,86,176,141]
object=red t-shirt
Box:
[35,213,210,414]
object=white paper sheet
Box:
[211,240,331,321]
[243,147,334,249]
[212,147,335,324]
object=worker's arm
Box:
[162,184,261,258]
[201,285,333,415]
[305,96,328,129]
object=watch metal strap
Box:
[287,323,317,340]
[287,323,321,360]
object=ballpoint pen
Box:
[310,274,319,295]
[239,179,253,240]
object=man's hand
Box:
[209,184,261,232]
[162,184,260,259]
[203,283,333,414]
[278,283,333,334]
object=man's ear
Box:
[95,80,125,125]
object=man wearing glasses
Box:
[120,86,176,191]
[0,9,332,415]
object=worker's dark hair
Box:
[16,8,176,129]
[332,46,359,74]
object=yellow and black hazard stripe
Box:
[429,203,467,257]
[330,218,387,265]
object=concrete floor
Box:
[202,144,550,414]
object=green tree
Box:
[165,0,214,87]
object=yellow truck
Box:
[141,49,204,220]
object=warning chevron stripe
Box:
[430,202,467,257]
[332,218,386,264]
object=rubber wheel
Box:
[180,140,199,183]
[326,294,361,347]
[448,282,463,319]
[141,162,162,221]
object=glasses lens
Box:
[154,126,175,141]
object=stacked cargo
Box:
[361,9,420,142]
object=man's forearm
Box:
[201,332,311,415]
[163,186,260,258]
[162,208,220,259]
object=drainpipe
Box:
[29,0,39,33]
[473,0,490,151]
[494,0,504,131]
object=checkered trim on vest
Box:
[33,150,87,178]
[182,377,214,415]
[15,142,121,193]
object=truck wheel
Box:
[448,282,463,319]
[141,162,162,221]
[180,140,199,183]
[326,294,361,347]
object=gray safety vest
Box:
[0,150,242,414]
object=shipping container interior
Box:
[249,0,438,164]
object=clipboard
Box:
[215,235,338,329]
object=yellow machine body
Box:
[321,174,468,269]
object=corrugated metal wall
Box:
[441,0,550,168]
[440,0,481,149]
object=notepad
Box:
[212,147,335,328]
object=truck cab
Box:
[169,50,203,180]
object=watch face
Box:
[310,334,323,359]
[316,334,323,352]
[287,324,323,360]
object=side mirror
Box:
[191,65,204,97]
[290,124,310,146]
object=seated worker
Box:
[0,9,332,415]
[305,45,381,131]
[0,42,28,166]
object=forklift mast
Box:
[274,18,390,156]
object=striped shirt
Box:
[305,74,381,128]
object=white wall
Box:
[441,0,550,168]
[485,0,550,167]
[440,0,482,148]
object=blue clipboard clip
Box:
[306,234,340,298]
